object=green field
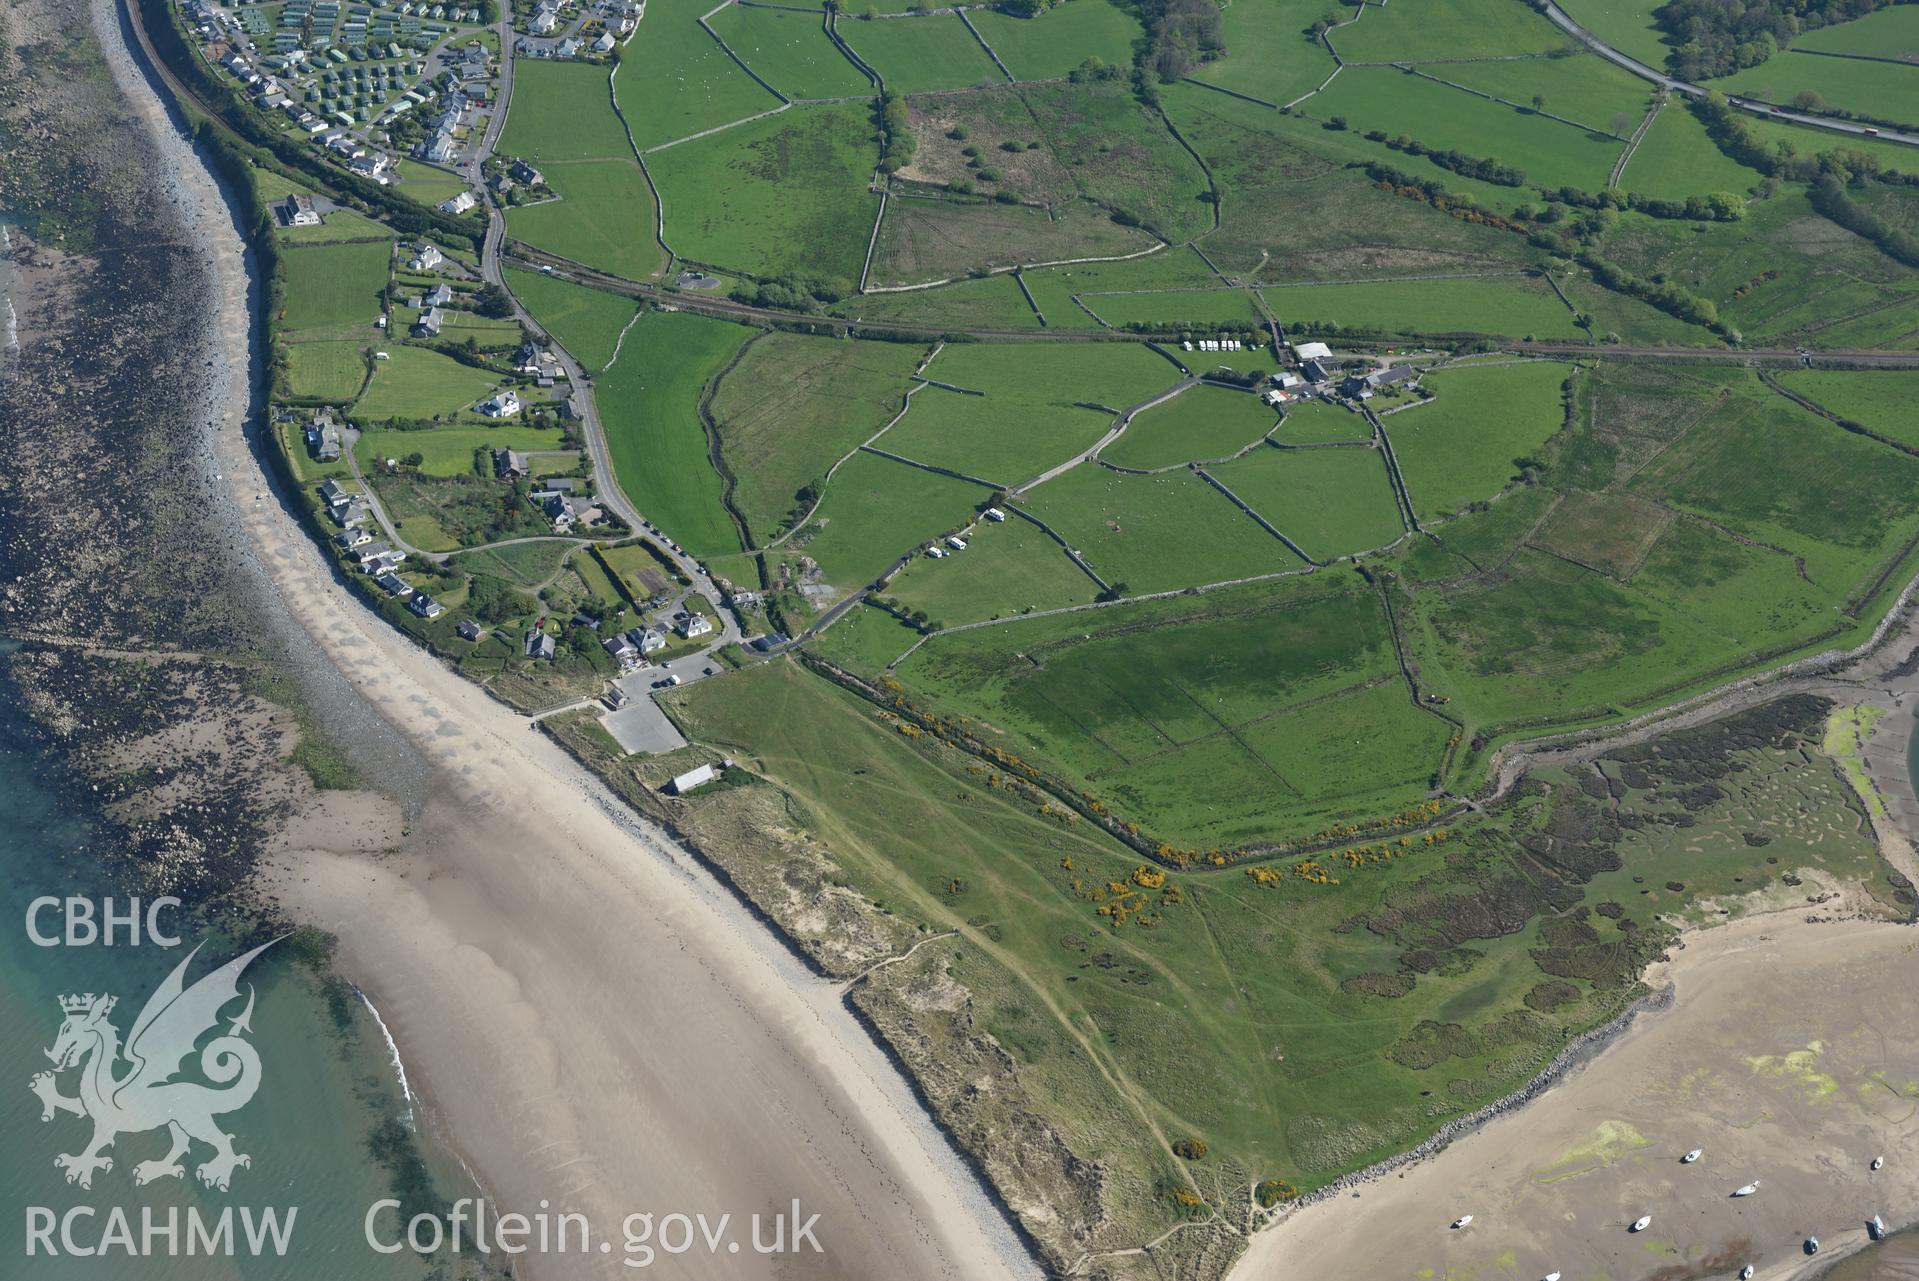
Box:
[1083,287,1265,330]
[595,310,751,557]
[1617,100,1765,202]
[708,330,929,543]
[649,103,880,285]
[966,0,1144,82]
[616,0,785,148]
[1438,53,1652,136]
[390,159,472,208]
[1019,464,1304,592]
[284,339,368,401]
[927,338,1183,404]
[505,160,666,282]
[503,266,640,371]
[1388,361,1569,521]
[881,386,1113,484]
[1101,382,1276,470]
[1021,81,1216,242]
[1553,0,1670,68]
[708,4,873,99]
[1261,275,1582,339]
[497,60,635,161]
[837,12,1006,93]
[1309,68,1625,193]
[354,422,569,476]
[280,240,390,333]
[1796,5,1919,58]
[793,450,992,595]
[1774,368,1919,451]
[1187,0,1338,105]
[353,344,505,421]
[1707,50,1919,129]
[1330,0,1576,61]
[845,271,1044,328]
[1273,400,1373,444]
[1211,445,1406,560]
[884,515,1102,624]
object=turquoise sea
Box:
[0,685,459,1278]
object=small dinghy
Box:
[1740,1267,1754,1280]
[1733,1181,1761,1197]
[1630,1216,1653,1233]
[1451,1215,1473,1229]
[1873,1154,1886,1171]
[1682,1149,1702,1164]
[1806,1236,1820,1255]
[1871,1214,1888,1240]
[1542,1273,1561,1281]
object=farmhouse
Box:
[414,307,444,337]
[305,408,343,461]
[422,283,453,308]
[478,389,521,418]
[1302,358,1334,384]
[492,446,529,477]
[508,160,545,187]
[407,243,443,271]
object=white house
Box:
[437,190,476,215]
[407,242,443,271]
[666,764,716,795]
[477,389,522,418]
[678,613,713,639]
[529,8,557,32]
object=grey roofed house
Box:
[354,540,393,564]
[524,629,557,660]
[1368,364,1417,388]
[508,159,544,186]
[542,494,579,530]
[456,618,485,641]
[603,634,638,663]
[492,446,528,478]
[319,478,349,504]
[407,592,445,619]
[1302,358,1334,383]
[536,476,578,494]
[414,306,444,337]
[376,571,411,595]
[423,283,452,306]
[333,528,372,550]
[561,394,584,421]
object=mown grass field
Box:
[353,344,503,421]
[503,266,640,371]
[594,310,751,557]
[648,102,880,285]
[1552,0,1670,68]
[843,272,1044,329]
[966,0,1144,82]
[280,239,390,333]
[801,600,925,674]
[1796,5,1919,57]
[708,4,872,99]
[1388,361,1569,522]
[1706,50,1919,128]
[1018,465,1303,592]
[837,12,1006,93]
[1331,0,1576,62]
[1272,400,1372,444]
[1260,275,1581,339]
[1616,101,1765,202]
[1774,368,1919,450]
[1101,382,1276,470]
[284,339,368,401]
[504,160,666,282]
[793,450,992,595]
[1309,68,1625,193]
[616,0,784,148]
[497,60,634,161]
[1211,445,1406,561]
[884,516,1102,624]
[1186,0,1337,105]
[707,330,928,543]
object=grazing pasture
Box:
[868,196,1155,286]
[284,340,368,401]
[616,0,785,147]
[1260,275,1581,339]
[1211,445,1406,560]
[1773,369,1919,451]
[885,517,1102,624]
[1615,103,1764,201]
[795,451,992,596]
[1186,0,1337,105]
[353,344,503,421]
[1101,383,1276,470]
[965,0,1144,82]
[1387,361,1569,522]
[503,266,640,371]
[708,5,873,99]
[504,160,665,282]
[837,12,1006,93]
[1438,53,1651,135]
[882,388,1113,484]
[1083,287,1265,330]
[1330,0,1576,62]
[497,60,633,161]
[280,239,390,333]
[648,103,880,285]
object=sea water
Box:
[0,687,453,1278]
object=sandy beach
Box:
[94,5,1040,1277]
[1233,910,1919,1281]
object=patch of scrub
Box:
[1535,1119,1652,1182]
[1747,1042,1839,1103]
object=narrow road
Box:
[1538,0,1919,148]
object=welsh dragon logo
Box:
[30,939,278,1192]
